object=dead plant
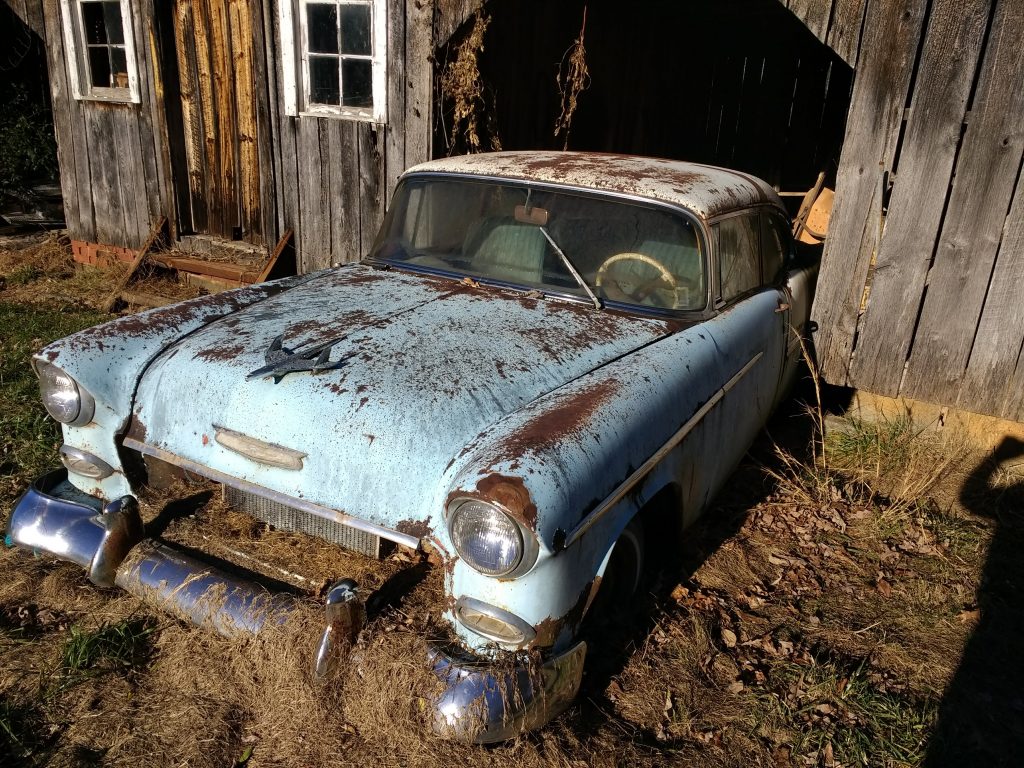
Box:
[554,7,591,150]
[439,11,502,155]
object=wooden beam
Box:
[100,216,168,313]
[254,228,293,283]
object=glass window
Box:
[760,212,790,283]
[63,0,138,101]
[716,215,761,302]
[293,0,385,120]
[370,178,708,312]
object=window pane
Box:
[82,2,108,44]
[307,3,339,54]
[110,46,128,86]
[340,4,371,55]
[760,213,786,282]
[102,2,124,45]
[309,56,340,104]
[717,215,761,301]
[87,46,113,87]
[341,58,372,108]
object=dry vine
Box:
[439,11,501,154]
[554,7,591,150]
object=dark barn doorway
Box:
[438,0,853,197]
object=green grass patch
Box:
[750,657,937,766]
[0,301,106,505]
[58,618,154,681]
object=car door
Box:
[695,210,788,503]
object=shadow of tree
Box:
[925,436,1024,766]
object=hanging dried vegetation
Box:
[439,11,502,155]
[554,7,591,150]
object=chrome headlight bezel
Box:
[33,359,95,426]
[447,497,539,578]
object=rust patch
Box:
[531,578,593,649]
[395,518,433,540]
[495,377,621,462]
[193,342,247,363]
[473,473,538,529]
[45,349,59,361]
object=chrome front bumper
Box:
[5,470,586,742]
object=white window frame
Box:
[279,0,387,123]
[60,0,140,103]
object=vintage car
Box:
[6,152,814,742]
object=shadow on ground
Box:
[925,436,1024,767]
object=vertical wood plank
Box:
[250,0,277,246]
[809,0,927,386]
[827,0,868,66]
[41,0,86,240]
[296,119,327,271]
[209,0,238,236]
[229,0,261,243]
[958,173,1024,418]
[901,0,1024,403]
[327,119,345,263]
[384,0,406,203]
[192,0,221,234]
[336,120,362,263]
[137,4,171,235]
[404,0,432,167]
[358,123,385,257]
[847,0,991,395]
[262,0,294,240]
[787,0,833,45]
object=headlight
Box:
[35,360,95,426]
[449,499,524,576]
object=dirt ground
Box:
[1,234,1023,767]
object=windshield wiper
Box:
[539,227,602,310]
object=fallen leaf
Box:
[876,577,893,598]
[727,681,745,693]
[721,628,738,648]
[958,608,981,624]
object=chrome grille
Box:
[223,486,383,558]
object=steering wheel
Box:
[595,252,682,307]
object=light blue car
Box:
[7,152,816,742]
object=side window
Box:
[280,0,388,123]
[60,0,140,103]
[760,212,790,283]
[716,214,761,302]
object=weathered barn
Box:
[4,0,1024,425]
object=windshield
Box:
[368,177,707,312]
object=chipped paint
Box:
[404,151,784,220]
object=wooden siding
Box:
[781,0,869,66]
[170,0,268,244]
[810,0,1024,422]
[21,0,174,251]
[268,0,433,272]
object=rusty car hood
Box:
[129,264,678,536]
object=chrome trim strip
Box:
[59,444,115,479]
[212,424,306,470]
[455,595,537,647]
[121,438,421,550]
[564,352,764,547]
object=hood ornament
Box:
[247,335,349,383]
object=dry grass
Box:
[439,11,502,155]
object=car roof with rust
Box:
[403,151,783,220]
